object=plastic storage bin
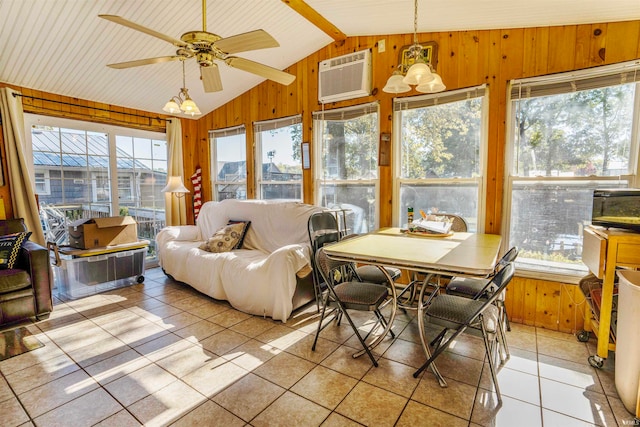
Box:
[615,270,640,417]
[53,247,146,300]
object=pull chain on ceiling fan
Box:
[99,0,295,93]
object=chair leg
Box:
[338,303,379,367]
[374,309,395,339]
[413,324,469,378]
[312,292,331,351]
[480,318,502,404]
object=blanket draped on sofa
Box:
[156,199,324,321]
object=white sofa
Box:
[156,199,324,322]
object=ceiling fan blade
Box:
[107,56,181,69]
[214,29,279,54]
[201,64,223,92]
[99,14,187,47]
[225,57,295,86]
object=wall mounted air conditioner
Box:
[318,49,372,103]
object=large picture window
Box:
[394,85,488,231]
[313,103,379,234]
[26,115,167,262]
[506,62,640,278]
[210,126,247,201]
[254,115,302,200]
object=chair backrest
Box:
[498,246,519,267]
[437,213,468,232]
[470,262,515,318]
[315,247,351,287]
[308,212,340,251]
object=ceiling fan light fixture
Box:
[180,93,201,116]
[163,60,201,116]
[162,99,181,114]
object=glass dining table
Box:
[322,227,502,386]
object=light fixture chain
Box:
[413,0,418,47]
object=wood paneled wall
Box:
[187,20,640,234]
[2,20,639,331]
[183,20,640,332]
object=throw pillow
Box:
[199,223,246,253]
[0,231,32,269]
[226,220,251,249]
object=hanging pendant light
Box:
[162,60,202,115]
[382,0,445,94]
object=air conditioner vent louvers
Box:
[318,49,372,103]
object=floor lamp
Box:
[162,176,190,225]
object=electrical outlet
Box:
[378,39,385,53]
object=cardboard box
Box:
[68,216,138,249]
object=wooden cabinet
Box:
[581,226,640,367]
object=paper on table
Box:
[411,218,453,234]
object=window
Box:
[313,103,379,234]
[394,85,488,231]
[34,170,50,195]
[210,126,247,200]
[27,115,166,263]
[506,61,640,278]
[115,135,167,255]
[254,115,302,200]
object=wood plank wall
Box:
[1,20,639,332]
[185,20,640,333]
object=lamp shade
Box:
[383,73,411,94]
[403,61,434,86]
[416,73,446,93]
[162,99,181,114]
[162,176,190,193]
[180,98,201,116]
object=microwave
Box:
[592,189,640,232]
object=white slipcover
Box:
[156,199,323,322]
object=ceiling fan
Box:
[99,0,296,93]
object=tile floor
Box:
[0,267,637,427]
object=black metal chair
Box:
[312,247,397,367]
[413,263,516,403]
[307,212,342,311]
[446,246,519,332]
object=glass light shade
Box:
[416,73,446,93]
[162,99,181,114]
[383,73,411,94]
[403,61,435,86]
[162,176,190,193]
[180,97,201,116]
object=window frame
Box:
[209,125,247,201]
[392,85,489,231]
[34,170,50,195]
[312,102,381,233]
[253,115,303,201]
[25,114,166,264]
[503,61,640,281]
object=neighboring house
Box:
[217,160,302,200]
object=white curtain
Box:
[164,118,187,226]
[0,88,46,245]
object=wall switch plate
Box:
[378,39,385,53]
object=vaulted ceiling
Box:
[2,0,640,117]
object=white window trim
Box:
[392,85,489,231]
[502,61,640,281]
[34,170,51,195]
[253,115,303,201]
[209,125,247,201]
[24,114,165,213]
[312,102,381,230]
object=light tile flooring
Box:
[1,267,637,426]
